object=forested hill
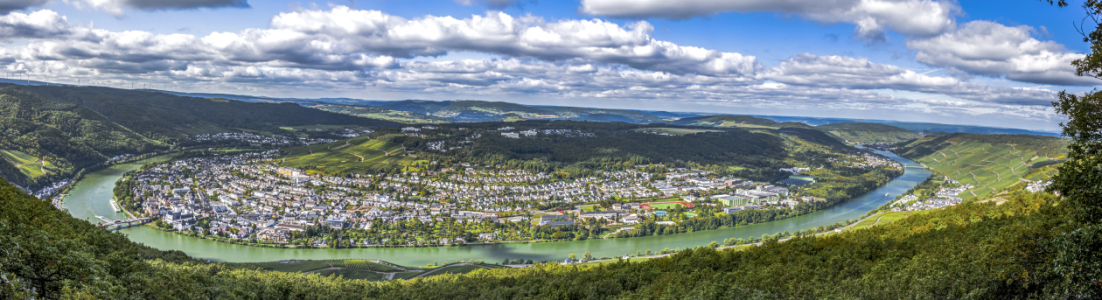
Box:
[0,172,1082,298]
[0,84,399,188]
[894,133,1068,200]
[816,122,921,144]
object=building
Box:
[538,215,574,227]
[578,211,622,221]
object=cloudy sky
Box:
[0,0,1095,131]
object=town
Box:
[118,150,842,248]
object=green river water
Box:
[61,150,929,265]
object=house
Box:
[622,215,640,224]
[578,211,622,221]
[723,207,743,214]
[538,215,574,227]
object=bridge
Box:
[96,216,154,231]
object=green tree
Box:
[1045,1,1102,298]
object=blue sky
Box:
[1,0,1096,132]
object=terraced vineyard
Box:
[0,149,61,179]
[896,133,1067,200]
[279,135,421,175]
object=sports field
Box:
[640,201,694,210]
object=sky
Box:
[0,0,1097,132]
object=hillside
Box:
[281,121,796,178]
[895,133,1068,200]
[672,115,779,128]
[316,100,674,123]
[816,122,921,144]
[0,84,399,188]
[0,173,1083,298]
[311,104,449,124]
[280,136,420,175]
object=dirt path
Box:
[384,147,406,156]
[412,263,471,279]
[351,153,364,162]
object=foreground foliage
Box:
[1,172,1089,299]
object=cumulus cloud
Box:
[262,6,761,76]
[67,0,249,16]
[0,0,49,14]
[0,8,1065,127]
[764,53,1059,105]
[906,20,1098,85]
[579,0,959,41]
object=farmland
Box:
[640,201,694,210]
[0,149,61,179]
[896,134,1067,201]
[278,136,420,175]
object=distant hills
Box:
[816,123,923,144]
[153,89,1059,136]
[0,84,399,188]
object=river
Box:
[61,150,929,265]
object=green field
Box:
[910,140,1060,200]
[280,136,419,174]
[632,127,725,136]
[0,149,61,179]
[850,211,917,230]
[643,202,690,209]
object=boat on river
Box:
[109,198,122,212]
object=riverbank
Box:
[61,149,929,265]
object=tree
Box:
[1045,1,1102,297]
[568,253,576,261]
[583,251,592,260]
[708,241,719,248]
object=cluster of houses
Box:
[892,181,973,211]
[1025,180,1053,193]
[828,152,903,169]
[125,151,757,245]
[189,132,335,146]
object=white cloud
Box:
[65,0,248,16]
[906,20,1098,85]
[579,0,959,41]
[764,53,1060,105]
[0,8,1065,128]
[263,6,761,76]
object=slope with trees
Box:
[0,84,400,188]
